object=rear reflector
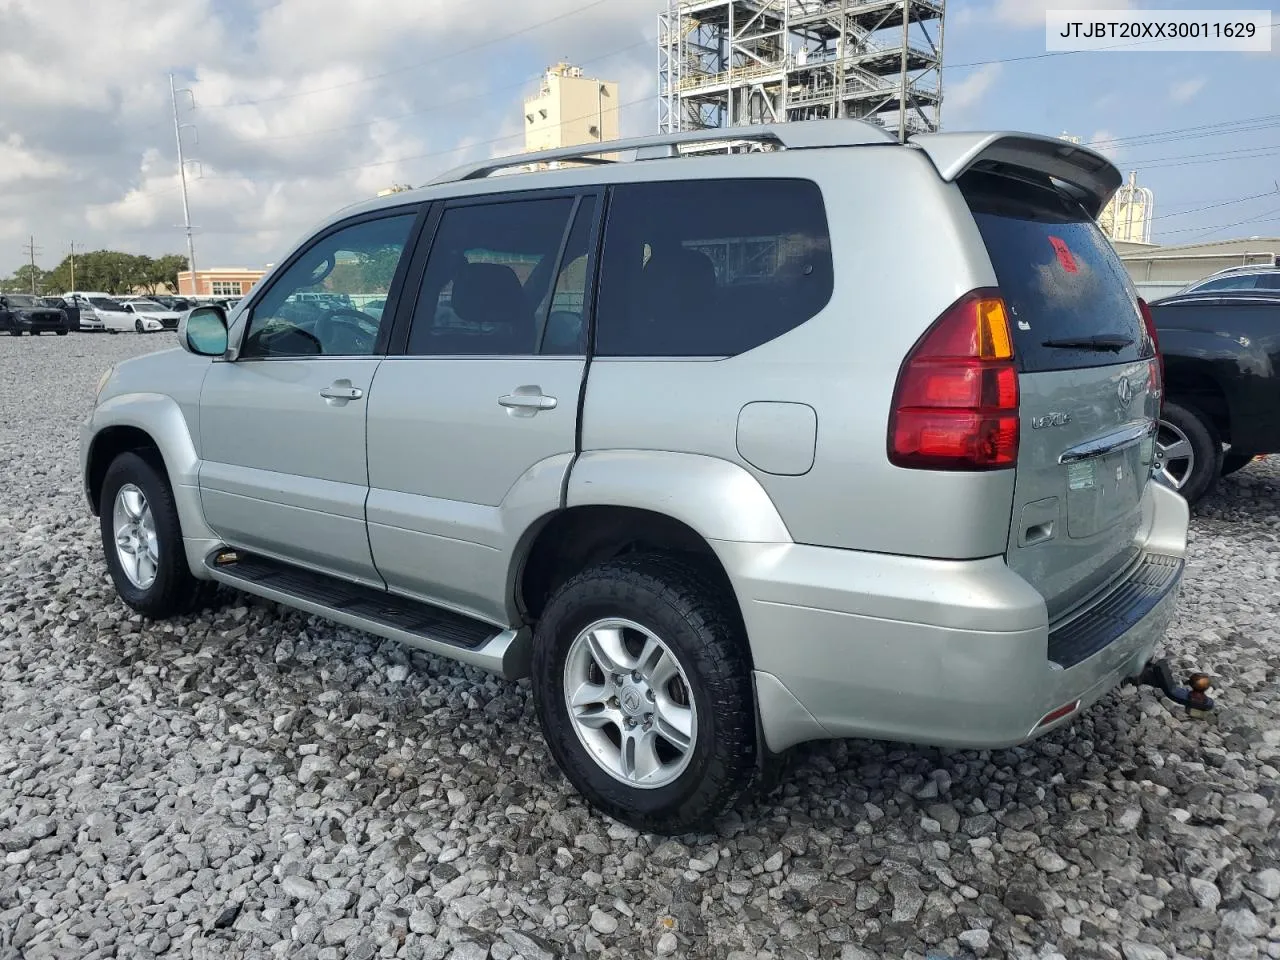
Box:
[1036,699,1080,728]
[889,288,1019,470]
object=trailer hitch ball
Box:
[1132,659,1217,718]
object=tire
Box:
[532,554,758,834]
[1155,400,1223,505]
[135,319,144,334]
[99,451,216,618]
[1222,453,1255,477]
[8,329,20,337]
[56,329,68,336]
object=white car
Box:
[119,298,184,333]
[65,294,134,333]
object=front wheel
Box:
[135,319,144,334]
[1154,400,1223,504]
[56,329,68,336]
[532,555,759,834]
[99,452,215,618]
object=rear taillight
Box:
[889,288,1019,470]
[1137,297,1163,402]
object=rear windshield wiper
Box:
[1041,335,1134,352]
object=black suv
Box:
[1149,288,1280,502]
[0,294,70,336]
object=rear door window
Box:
[960,170,1150,372]
[595,179,833,357]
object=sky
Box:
[1,0,1277,277]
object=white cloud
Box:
[1170,77,1206,103]
[948,63,1004,112]
[989,0,1136,28]
[1087,129,1127,167]
[0,0,656,276]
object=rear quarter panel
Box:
[581,145,1014,558]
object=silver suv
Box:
[81,122,1189,833]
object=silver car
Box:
[81,122,1190,833]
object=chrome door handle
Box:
[498,393,557,410]
[320,384,364,402]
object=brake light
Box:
[1137,297,1163,402]
[889,289,1019,470]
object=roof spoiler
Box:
[909,132,1123,219]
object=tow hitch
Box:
[1131,659,1216,718]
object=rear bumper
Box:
[718,482,1190,752]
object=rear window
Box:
[961,170,1150,373]
[595,179,833,357]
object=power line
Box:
[198,0,615,110]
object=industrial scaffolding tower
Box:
[659,0,944,143]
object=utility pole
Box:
[170,73,198,291]
[22,236,42,295]
[69,241,83,291]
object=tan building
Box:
[177,267,266,297]
[524,63,619,154]
[1116,237,1280,299]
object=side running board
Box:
[202,550,530,680]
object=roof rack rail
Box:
[428,119,896,186]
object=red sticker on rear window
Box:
[1048,236,1079,274]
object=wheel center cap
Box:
[619,684,646,717]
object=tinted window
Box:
[961,170,1149,373]
[595,179,833,357]
[244,213,415,359]
[542,197,596,355]
[1195,275,1259,292]
[407,197,575,356]
[1255,273,1280,290]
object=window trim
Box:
[230,202,428,362]
[385,186,603,359]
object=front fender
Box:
[565,450,792,543]
[83,393,220,576]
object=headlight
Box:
[95,365,114,403]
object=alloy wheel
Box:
[562,618,697,789]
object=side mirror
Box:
[180,305,228,357]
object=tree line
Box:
[0,252,189,296]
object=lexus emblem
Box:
[1117,377,1135,406]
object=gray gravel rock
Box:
[1,333,1278,960]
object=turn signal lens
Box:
[888,289,1019,471]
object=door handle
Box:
[498,392,557,411]
[320,382,364,402]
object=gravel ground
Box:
[1,332,1278,960]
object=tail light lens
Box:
[889,289,1019,470]
[1137,297,1163,402]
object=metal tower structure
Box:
[659,0,944,143]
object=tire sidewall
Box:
[1159,400,1221,504]
[99,452,187,614]
[532,577,727,823]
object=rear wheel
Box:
[8,328,21,337]
[1154,400,1222,504]
[532,555,759,834]
[56,329,68,336]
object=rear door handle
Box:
[498,392,557,411]
[320,381,364,403]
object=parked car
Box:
[41,296,83,331]
[119,298,184,333]
[150,295,193,312]
[81,123,1195,833]
[1147,287,1280,502]
[1179,263,1280,295]
[63,292,119,332]
[0,293,69,335]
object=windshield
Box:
[128,301,165,313]
[6,295,37,308]
[90,298,120,310]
